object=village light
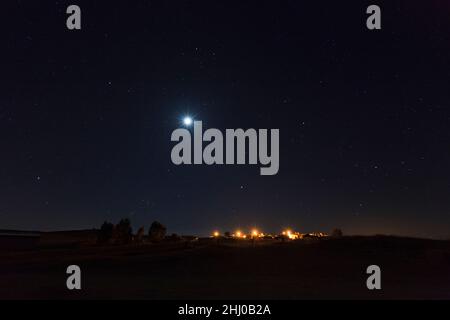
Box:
[213,231,220,237]
[282,229,297,239]
[251,229,258,237]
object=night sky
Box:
[2,1,450,238]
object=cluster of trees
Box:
[97,219,167,244]
[331,228,343,238]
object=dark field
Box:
[1,235,450,299]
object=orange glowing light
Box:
[282,229,299,239]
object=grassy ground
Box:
[1,236,450,299]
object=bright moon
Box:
[183,116,193,126]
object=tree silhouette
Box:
[135,226,145,243]
[116,218,133,244]
[149,221,167,242]
[98,221,114,244]
[331,228,343,238]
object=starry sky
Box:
[2,0,450,238]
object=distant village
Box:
[96,219,338,245]
[0,219,343,251]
